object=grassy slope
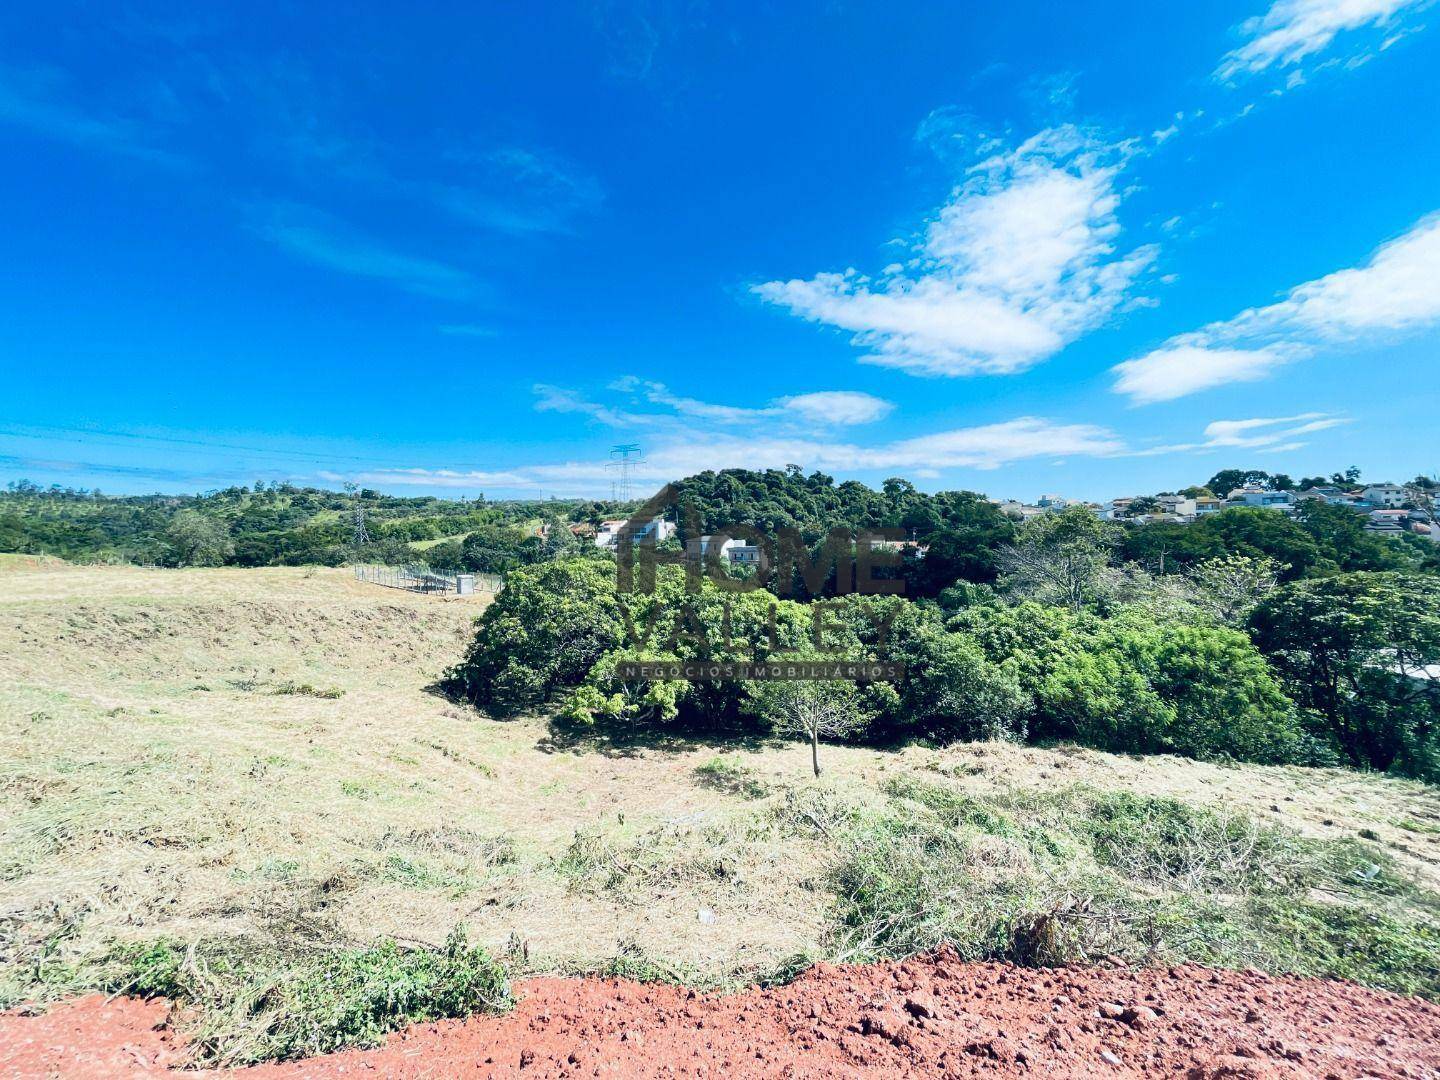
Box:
[2,558,1439,1057]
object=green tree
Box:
[996,506,1121,610]
[1250,572,1440,777]
[1206,469,1271,495]
[165,510,234,567]
[890,620,1027,743]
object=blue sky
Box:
[2,0,1438,502]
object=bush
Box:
[951,603,1305,764]
[1250,571,1440,778]
[449,558,625,714]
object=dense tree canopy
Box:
[1250,572,1440,777]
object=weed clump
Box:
[69,928,511,1065]
[693,756,769,799]
[803,776,1440,997]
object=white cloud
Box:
[754,126,1155,377]
[1112,344,1296,404]
[1217,0,1430,82]
[1200,412,1348,447]
[0,62,186,166]
[778,391,894,426]
[1132,412,1350,456]
[1113,213,1440,402]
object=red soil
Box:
[4,952,1437,1078]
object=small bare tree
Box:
[746,668,868,777]
[996,508,1122,612]
[1186,554,1284,626]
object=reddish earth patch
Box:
[4,953,1437,1078]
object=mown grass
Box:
[4,928,511,1066]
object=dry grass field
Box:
[3,554,1440,1012]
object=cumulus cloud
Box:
[1217,0,1430,82]
[1113,213,1440,403]
[754,126,1155,377]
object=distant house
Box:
[1365,509,1411,537]
[1156,495,1197,520]
[1296,485,1344,503]
[1102,497,1135,521]
[868,538,929,559]
[595,516,675,549]
[686,535,763,567]
[994,499,1045,521]
[1037,494,1081,512]
[1361,484,1407,509]
[1226,486,1296,511]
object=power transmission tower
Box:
[345,482,371,546]
[607,443,643,503]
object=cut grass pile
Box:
[18,929,509,1066]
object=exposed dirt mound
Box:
[5,954,1437,1078]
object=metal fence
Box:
[353,564,502,596]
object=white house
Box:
[1361,484,1407,509]
[1226,486,1296,511]
[687,535,763,567]
[595,516,675,549]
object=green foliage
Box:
[459,523,543,573]
[887,614,1028,743]
[663,468,1015,597]
[166,509,235,567]
[1250,571,1440,777]
[694,755,769,798]
[0,481,576,568]
[951,603,1305,763]
[450,558,626,714]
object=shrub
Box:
[449,558,625,714]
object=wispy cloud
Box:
[332,415,1128,496]
[754,125,1155,377]
[542,379,895,431]
[250,202,481,300]
[438,323,499,338]
[1217,0,1431,83]
[1113,213,1440,403]
[1136,412,1350,455]
[0,62,186,166]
